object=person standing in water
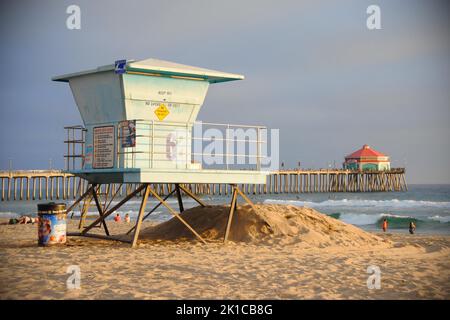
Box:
[409,221,416,234]
[382,218,388,232]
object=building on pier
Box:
[343,144,390,171]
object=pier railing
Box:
[0,168,407,201]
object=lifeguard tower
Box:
[53,58,269,246]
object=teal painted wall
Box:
[344,162,358,170]
[344,161,391,170]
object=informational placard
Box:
[93,126,115,169]
[119,120,136,148]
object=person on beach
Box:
[409,221,416,234]
[382,218,388,232]
[124,213,130,223]
[114,213,121,223]
[1,215,38,225]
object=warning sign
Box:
[154,103,170,121]
[93,126,115,169]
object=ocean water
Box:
[0,184,449,235]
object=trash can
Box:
[37,202,67,246]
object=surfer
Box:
[382,218,388,232]
[409,221,416,234]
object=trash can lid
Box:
[37,202,66,211]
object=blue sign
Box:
[114,59,127,74]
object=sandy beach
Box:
[0,204,449,300]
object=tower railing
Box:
[64,125,86,170]
[64,120,267,172]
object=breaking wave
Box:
[264,198,450,209]
[328,212,450,228]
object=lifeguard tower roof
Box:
[53,58,244,83]
[53,58,267,185]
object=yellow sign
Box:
[154,103,170,121]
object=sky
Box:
[0,0,449,184]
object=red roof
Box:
[345,145,387,159]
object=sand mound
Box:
[140,204,388,247]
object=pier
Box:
[0,168,407,201]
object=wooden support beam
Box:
[147,187,206,244]
[131,184,151,248]
[175,184,184,213]
[92,184,110,236]
[65,185,94,215]
[103,183,122,213]
[67,232,131,244]
[82,184,147,235]
[235,186,258,213]
[178,184,206,207]
[126,189,176,235]
[78,193,93,230]
[224,186,238,244]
